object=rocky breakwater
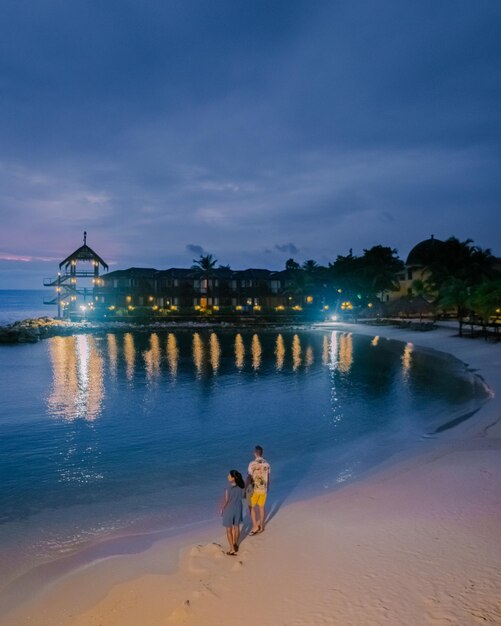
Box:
[0,317,77,343]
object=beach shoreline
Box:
[2,323,501,626]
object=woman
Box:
[220,469,245,555]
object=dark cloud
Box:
[0,1,500,286]
[275,243,300,255]
[186,244,207,258]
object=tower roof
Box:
[59,232,109,271]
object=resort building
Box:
[95,267,310,312]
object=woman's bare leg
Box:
[233,525,240,551]
[225,527,234,553]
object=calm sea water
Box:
[0,328,489,595]
[0,290,49,325]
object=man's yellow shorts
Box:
[250,492,267,507]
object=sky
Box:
[1,0,500,288]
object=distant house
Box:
[388,235,445,302]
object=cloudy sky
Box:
[1,1,500,287]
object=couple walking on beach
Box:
[220,445,271,555]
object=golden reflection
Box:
[275,334,285,371]
[48,336,78,418]
[47,335,104,421]
[124,333,136,381]
[305,345,314,367]
[235,333,245,370]
[251,334,262,370]
[322,336,329,366]
[193,332,204,375]
[371,335,380,347]
[292,334,301,371]
[330,331,338,368]
[167,333,179,378]
[85,336,104,420]
[107,334,118,377]
[338,333,353,374]
[144,333,161,382]
[210,332,221,373]
[402,342,414,376]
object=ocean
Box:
[0,290,49,325]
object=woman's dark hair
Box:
[229,469,245,489]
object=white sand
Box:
[3,324,501,626]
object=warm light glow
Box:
[251,334,262,370]
[194,305,201,311]
[275,305,285,311]
[152,305,158,311]
[193,332,203,375]
[292,334,302,370]
[371,335,380,347]
[213,305,220,311]
[402,342,414,376]
[338,333,353,373]
[124,333,136,381]
[108,305,115,311]
[292,305,302,311]
[306,296,313,303]
[253,305,261,312]
[170,305,178,311]
[337,289,342,293]
[368,302,373,308]
[235,305,243,311]
[167,333,178,378]
[322,335,329,365]
[149,296,154,301]
[47,335,104,422]
[210,332,221,372]
[341,301,353,310]
[323,305,329,311]
[305,345,314,367]
[126,295,132,302]
[144,333,161,382]
[235,333,245,369]
[107,334,118,378]
[275,334,285,370]
[128,305,134,311]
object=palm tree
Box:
[469,278,501,331]
[438,277,471,336]
[192,254,218,308]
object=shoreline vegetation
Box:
[2,323,500,625]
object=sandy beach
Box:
[3,323,501,626]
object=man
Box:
[246,445,271,535]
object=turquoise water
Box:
[0,329,489,593]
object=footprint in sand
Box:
[188,542,225,574]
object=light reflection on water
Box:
[275,334,285,371]
[166,333,178,378]
[47,335,103,421]
[235,333,245,370]
[124,333,135,381]
[251,333,262,370]
[44,331,425,424]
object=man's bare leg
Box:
[258,504,265,531]
[250,506,260,533]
